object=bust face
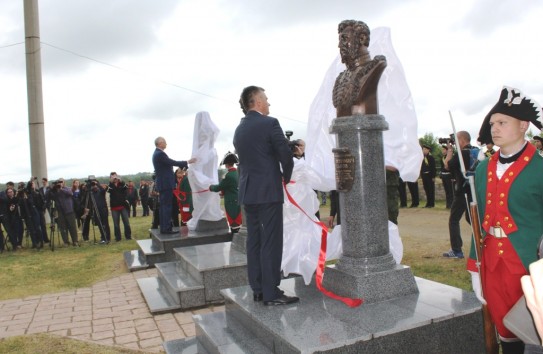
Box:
[339,26,356,64]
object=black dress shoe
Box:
[161,230,177,234]
[263,294,299,306]
[253,293,263,301]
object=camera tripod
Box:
[81,187,109,244]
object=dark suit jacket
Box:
[233,111,293,205]
[152,148,187,192]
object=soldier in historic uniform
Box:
[469,86,543,354]
[209,152,242,233]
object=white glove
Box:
[470,271,487,305]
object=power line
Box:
[0,41,24,49]
[40,41,306,125]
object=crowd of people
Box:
[0,174,162,252]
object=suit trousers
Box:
[244,202,283,302]
[159,190,173,232]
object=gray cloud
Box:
[1,0,178,74]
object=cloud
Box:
[458,0,541,35]
[1,0,179,74]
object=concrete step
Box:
[147,226,233,263]
[123,249,149,271]
[175,242,248,302]
[136,277,181,314]
[155,261,206,311]
[163,337,203,354]
[135,238,166,267]
[194,311,272,354]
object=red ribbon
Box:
[283,181,363,308]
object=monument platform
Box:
[165,276,484,353]
[137,232,248,314]
[124,219,233,271]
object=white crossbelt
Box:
[489,226,507,238]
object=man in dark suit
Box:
[152,137,196,234]
[233,86,297,306]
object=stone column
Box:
[322,114,418,303]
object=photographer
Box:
[81,179,111,244]
[442,131,473,259]
[17,180,45,249]
[47,179,79,247]
[2,187,20,250]
[107,172,132,241]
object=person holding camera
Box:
[107,172,132,241]
[442,131,473,259]
[234,85,297,306]
[47,179,79,247]
[81,180,111,244]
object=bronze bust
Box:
[333,20,387,117]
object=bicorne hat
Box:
[478,86,543,145]
[221,151,239,165]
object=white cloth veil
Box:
[187,111,224,230]
[305,27,423,185]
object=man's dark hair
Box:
[240,86,264,112]
[338,20,370,47]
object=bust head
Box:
[338,20,370,68]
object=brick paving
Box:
[0,268,224,353]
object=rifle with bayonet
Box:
[449,111,499,354]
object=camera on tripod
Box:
[438,133,455,145]
[85,175,99,188]
[50,180,63,189]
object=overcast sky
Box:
[1,0,542,183]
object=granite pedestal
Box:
[137,226,249,313]
[166,276,484,353]
[124,218,232,271]
[323,113,418,303]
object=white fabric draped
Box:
[281,158,404,285]
[304,27,423,185]
[187,111,224,230]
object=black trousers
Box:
[244,202,283,302]
[421,174,435,207]
[448,192,471,252]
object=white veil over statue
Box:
[281,28,418,283]
[187,111,224,230]
[305,27,423,185]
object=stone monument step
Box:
[137,238,165,255]
[194,311,273,354]
[134,238,166,268]
[123,250,149,272]
[136,277,182,314]
[205,276,484,353]
[153,261,206,311]
[174,242,247,274]
[163,337,202,354]
[174,242,248,303]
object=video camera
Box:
[438,133,455,145]
[50,180,64,189]
[85,175,99,186]
[284,130,300,153]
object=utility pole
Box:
[24,0,48,180]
